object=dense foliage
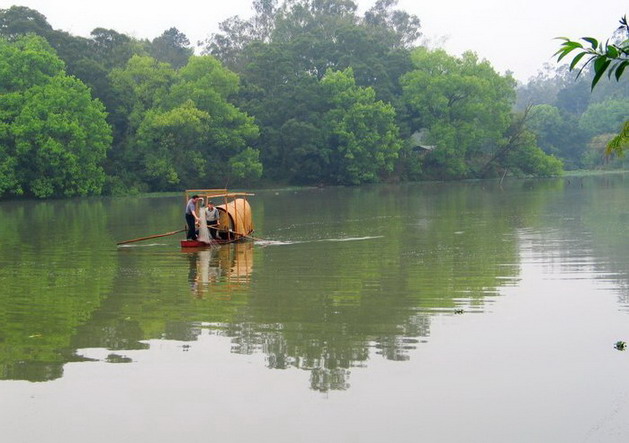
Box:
[205,0,561,184]
[0,35,111,197]
[400,48,561,179]
[0,1,581,198]
[106,55,260,192]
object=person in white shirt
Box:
[205,200,220,239]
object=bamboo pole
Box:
[117,228,185,245]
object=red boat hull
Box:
[180,238,242,248]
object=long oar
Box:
[228,230,266,241]
[117,228,185,245]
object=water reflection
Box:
[2,177,629,392]
[186,242,254,298]
[0,198,116,382]
[0,182,530,388]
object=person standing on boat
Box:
[205,200,220,239]
[185,195,200,240]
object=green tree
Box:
[111,55,261,190]
[514,62,625,168]
[104,55,177,190]
[0,5,52,38]
[206,0,418,105]
[148,27,193,69]
[0,35,111,198]
[11,76,111,197]
[229,147,264,181]
[320,68,402,184]
[273,117,326,183]
[90,28,144,69]
[166,56,261,183]
[0,33,64,92]
[401,48,516,179]
[526,104,587,169]
[579,98,629,137]
[109,55,176,130]
[134,101,212,190]
[205,0,279,69]
[476,107,563,178]
[506,145,564,177]
[206,0,418,183]
[527,105,564,151]
[363,0,422,49]
[0,6,150,148]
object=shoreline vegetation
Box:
[0,2,627,200]
[2,170,627,203]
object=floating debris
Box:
[454,309,464,315]
[614,341,626,351]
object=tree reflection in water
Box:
[4,178,629,392]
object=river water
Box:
[2,176,629,442]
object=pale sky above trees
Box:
[0,0,625,82]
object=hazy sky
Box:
[0,0,626,82]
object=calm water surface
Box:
[2,177,629,442]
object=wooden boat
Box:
[181,189,255,248]
[181,239,241,248]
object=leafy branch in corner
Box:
[555,15,629,156]
[554,15,629,89]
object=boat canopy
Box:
[184,189,255,239]
[219,197,253,237]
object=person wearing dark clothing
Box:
[185,195,200,240]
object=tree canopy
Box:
[0,35,111,198]
[401,48,560,179]
[0,2,582,198]
[107,54,261,192]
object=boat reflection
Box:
[186,242,254,298]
